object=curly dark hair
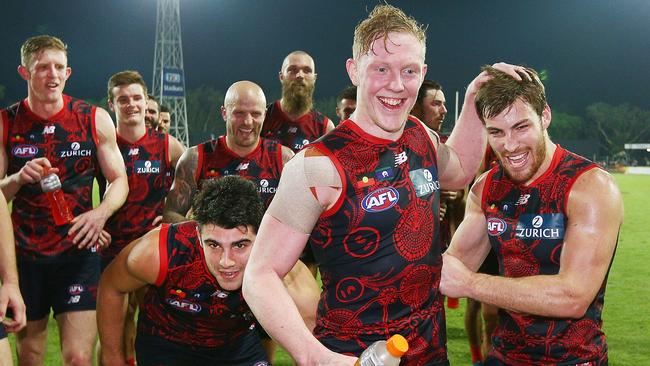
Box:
[191,176,264,233]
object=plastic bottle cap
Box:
[386,334,409,357]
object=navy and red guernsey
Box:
[195,136,283,208]
[261,100,331,153]
[138,221,261,349]
[482,146,611,365]
[100,129,172,260]
[309,118,447,366]
[2,95,99,259]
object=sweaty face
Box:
[224,93,266,149]
[200,224,256,291]
[419,89,447,132]
[486,99,551,184]
[349,32,427,140]
[336,98,357,121]
[21,49,70,105]
[280,54,316,114]
[145,99,159,128]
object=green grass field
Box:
[8,174,650,365]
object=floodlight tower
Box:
[152,0,189,145]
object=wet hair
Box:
[159,104,170,113]
[475,66,546,123]
[337,85,357,106]
[192,176,264,233]
[352,4,427,60]
[107,70,148,102]
[415,80,442,107]
[21,35,67,68]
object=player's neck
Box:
[26,95,64,120]
[225,136,257,157]
[117,121,147,143]
[280,98,310,120]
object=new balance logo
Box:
[516,194,530,205]
[42,126,56,134]
[236,162,249,170]
[128,148,139,156]
[394,151,408,166]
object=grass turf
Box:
[8,173,650,364]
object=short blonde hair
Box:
[352,4,427,60]
[21,35,67,68]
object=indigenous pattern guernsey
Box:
[101,129,172,260]
[309,117,447,366]
[195,136,283,208]
[138,221,259,348]
[482,146,610,365]
[2,95,99,258]
[261,100,330,152]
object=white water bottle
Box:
[355,334,409,366]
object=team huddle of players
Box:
[0,4,622,366]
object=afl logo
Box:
[361,187,399,212]
[487,218,507,236]
[12,144,38,158]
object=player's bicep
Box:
[164,148,198,217]
[95,108,126,183]
[446,177,491,271]
[558,169,622,298]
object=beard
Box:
[281,78,315,116]
[501,135,547,184]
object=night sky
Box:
[1,0,649,117]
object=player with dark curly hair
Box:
[97,176,319,365]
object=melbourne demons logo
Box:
[487,217,507,236]
[361,187,399,212]
[12,144,38,158]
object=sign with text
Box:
[162,68,185,97]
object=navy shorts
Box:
[18,254,100,320]
[135,330,270,366]
[0,324,6,340]
[478,248,499,275]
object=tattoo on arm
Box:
[281,145,295,166]
[163,148,198,223]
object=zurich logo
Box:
[12,144,38,158]
[487,218,507,236]
[361,187,399,212]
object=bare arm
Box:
[163,146,198,223]
[69,108,128,249]
[283,260,320,332]
[0,190,25,332]
[440,62,531,190]
[325,118,336,134]
[441,174,492,271]
[168,135,186,169]
[97,228,161,365]
[442,168,623,318]
[243,152,354,365]
[280,145,295,166]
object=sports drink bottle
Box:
[355,334,409,366]
[40,169,73,226]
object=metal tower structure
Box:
[152,0,189,145]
